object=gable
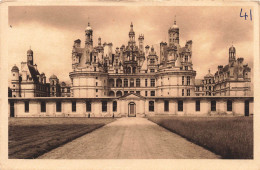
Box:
[119,93,145,100]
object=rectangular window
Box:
[136,79,140,87]
[151,79,155,87]
[185,55,188,62]
[72,101,76,112]
[96,89,98,92]
[182,76,184,85]
[136,91,140,95]
[150,69,155,73]
[124,91,128,95]
[41,101,46,112]
[187,89,190,96]
[187,76,190,85]
[24,101,29,112]
[56,101,62,112]
[211,100,216,111]
[102,101,107,112]
[96,82,98,86]
[149,101,154,112]
[145,91,148,96]
[182,89,184,96]
[185,66,188,70]
[151,91,155,96]
[113,101,117,112]
[196,100,200,111]
[145,79,148,87]
[164,100,169,112]
[86,101,91,112]
[227,100,232,111]
[178,101,183,111]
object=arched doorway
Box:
[116,79,122,87]
[116,91,122,97]
[128,102,136,117]
[109,79,115,87]
[109,91,115,97]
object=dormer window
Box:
[185,55,188,62]
[150,59,155,65]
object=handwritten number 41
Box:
[240,8,252,21]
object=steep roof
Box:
[27,64,40,83]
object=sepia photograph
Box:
[1,1,259,169]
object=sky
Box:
[8,6,254,83]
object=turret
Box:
[145,45,150,54]
[229,45,236,63]
[218,65,223,72]
[98,37,102,46]
[168,16,179,46]
[27,48,33,65]
[138,34,144,52]
[128,22,136,47]
[11,65,20,97]
[85,22,93,46]
[11,65,19,82]
[74,39,81,48]
[160,42,167,64]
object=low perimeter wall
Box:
[8,96,254,117]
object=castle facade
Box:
[9,19,253,117]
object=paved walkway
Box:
[39,117,220,159]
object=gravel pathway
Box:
[39,117,220,159]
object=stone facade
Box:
[8,95,253,117]
[70,20,196,98]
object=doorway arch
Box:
[128,102,136,117]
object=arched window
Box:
[116,91,122,97]
[116,79,122,87]
[124,79,128,87]
[133,67,136,73]
[109,91,115,97]
[109,79,114,87]
[130,78,134,87]
[136,79,140,87]
[113,101,117,112]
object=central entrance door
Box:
[128,102,136,117]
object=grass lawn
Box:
[9,117,115,159]
[148,116,253,159]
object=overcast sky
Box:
[8,6,254,83]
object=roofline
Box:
[8,96,254,101]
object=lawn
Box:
[148,116,253,159]
[9,117,115,159]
